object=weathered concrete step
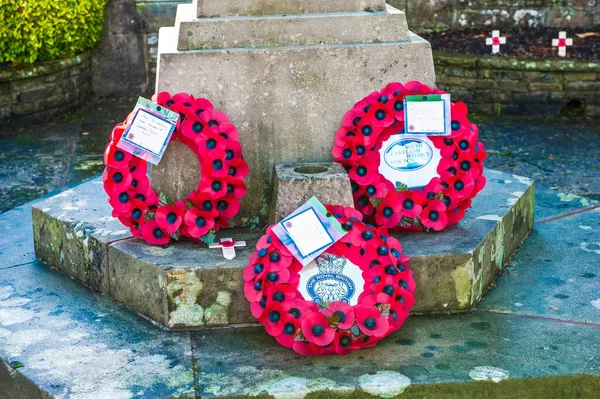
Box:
[195,0,387,18]
[177,4,410,50]
[32,169,535,330]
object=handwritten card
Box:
[272,197,347,266]
[404,94,451,136]
[117,97,179,165]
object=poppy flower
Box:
[386,92,406,120]
[250,294,268,317]
[142,220,170,245]
[227,158,249,181]
[167,92,195,114]
[354,91,380,113]
[474,141,488,163]
[265,284,297,307]
[125,199,149,227]
[198,177,229,198]
[129,159,149,182]
[356,119,382,147]
[188,192,220,218]
[104,145,132,169]
[430,136,458,157]
[301,311,335,346]
[364,175,391,199]
[348,154,379,186]
[472,175,486,197]
[437,157,459,176]
[180,114,208,142]
[333,141,365,163]
[423,177,444,201]
[293,340,317,356]
[183,208,215,238]
[195,130,227,157]
[375,195,402,228]
[103,167,133,195]
[155,205,185,234]
[388,303,410,331]
[190,97,214,117]
[404,80,427,93]
[216,122,239,141]
[457,152,483,179]
[449,103,471,138]
[109,190,133,217]
[421,200,448,231]
[202,148,231,179]
[245,279,266,303]
[394,191,425,219]
[445,172,475,200]
[322,301,355,329]
[364,103,395,128]
[275,313,300,348]
[259,301,287,336]
[204,109,231,131]
[110,125,126,142]
[341,108,365,130]
[153,92,172,106]
[447,198,472,227]
[333,331,355,356]
[355,305,389,337]
[381,82,405,98]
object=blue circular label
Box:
[384,138,434,172]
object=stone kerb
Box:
[32,169,535,330]
[196,0,387,17]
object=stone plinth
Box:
[196,0,387,17]
[269,162,354,224]
[154,1,436,227]
[32,169,535,330]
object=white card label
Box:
[379,135,442,189]
[406,101,444,133]
[299,253,365,306]
[124,109,174,155]
[282,208,333,258]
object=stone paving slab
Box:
[0,205,35,269]
[478,208,600,324]
[0,262,195,399]
[192,312,600,398]
[178,5,409,50]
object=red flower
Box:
[375,195,402,228]
[293,340,317,356]
[142,220,170,245]
[421,200,448,231]
[447,198,472,227]
[301,311,335,346]
[388,303,410,332]
[394,191,425,219]
[341,108,365,130]
[322,301,355,329]
[457,152,483,179]
[109,191,133,217]
[348,154,379,186]
[332,140,365,162]
[364,103,395,128]
[155,205,185,234]
[227,158,249,181]
[333,331,355,356]
[195,129,227,157]
[104,145,132,169]
[449,102,471,138]
[355,305,389,337]
[259,301,286,336]
[198,177,229,198]
[190,97,214,117]
[275,313,300,348]
[180,114,208,142]
[356,119,382,147]
[183,208,215,238]
[103,167,132,195]
[445,172,475,200]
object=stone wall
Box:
[0,52,92,122]
[434,51,600,117]
[387,0,600,30]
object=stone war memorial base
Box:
[3,176,600,398]
[31,169,534,330]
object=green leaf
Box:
[185,200,194,210]
[171,232,180,241]
[434,191,444,200]
[395,182,409,192]
[144,212,155,223]
[158,192,173,207]
[200,229,216,246]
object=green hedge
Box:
[0,1,107,64]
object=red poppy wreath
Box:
[333,81,487,232]
[103,92,248,245]
[244,205,416,356]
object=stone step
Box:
[32,169,535,330]
[155,27,436,226]
[195,0,387,18]
[177,4,410,50]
